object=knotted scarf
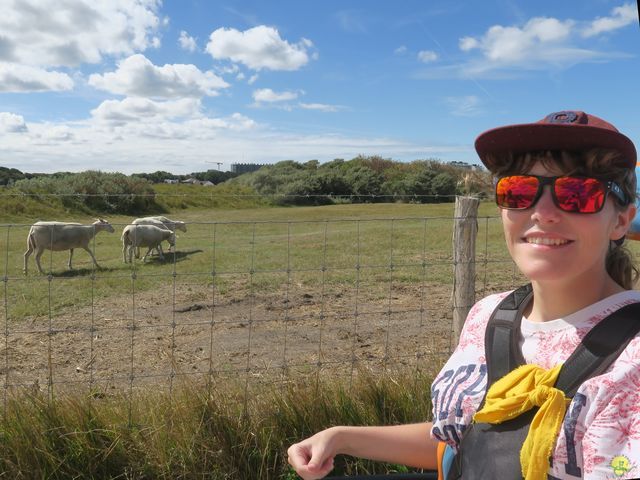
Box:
[473,364,570,480]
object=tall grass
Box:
[0,370,434,479]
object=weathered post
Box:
[452,196,479,349]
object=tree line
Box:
[0,157,491,214]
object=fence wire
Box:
[0,207,524,423]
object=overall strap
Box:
[556,302,640,397]
[484,284,532,388]
[485,285,640,397]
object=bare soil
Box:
[1,280,459,396]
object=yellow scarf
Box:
[473,364,570,480]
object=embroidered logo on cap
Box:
[545,111,579,124]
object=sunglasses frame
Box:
[494,174,628,214]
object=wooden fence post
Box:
[452,196,479,349]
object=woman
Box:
[287,111,640,480]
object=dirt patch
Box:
[1,279,464,395]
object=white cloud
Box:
[394,45,407,55]
[248,74,259,84]
[582,3,638,37]
[91,97,202,125]
[417,50,438,63]
[464,17,573,64]
[459,37,479,51]
[299,103,343,112]
[0,63,74,92]
[253,88,299,103]
[0,112,28,133]
[444,95,482,116]
[88,54,229,98]
[206,25,314,71]
[179,31,197,52]
[0,0,161,67]
[0,119,469,174]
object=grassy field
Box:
[1,200,517,322]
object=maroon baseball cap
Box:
[475,111,637,171]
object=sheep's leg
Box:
[82,246,100,269]
[68,248,74,269]
[135,246,141,259]
[157,244,165,260]
[128,245,134,264]
[23,243,34,274]
[142,247,153,262]
[122,242,128,263]
[34,249,45,274]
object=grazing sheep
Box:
[131,216,186,257]
[122,224,176,263]
[24,219,115,274]
[139,216,187,233]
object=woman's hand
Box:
[287,427,340,480]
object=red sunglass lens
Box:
[496,176,539,209]
[554,177,606,213]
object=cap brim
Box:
[475,123,637,171]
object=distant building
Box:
[164,179,179,184]
[449,161,484,172]
[230,163,264,174]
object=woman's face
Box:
[500,161,635,287]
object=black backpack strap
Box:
[484,284,533,388]
[556,302,640,397]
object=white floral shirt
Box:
[431,290,640,480]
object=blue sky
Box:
[0,0,638,174]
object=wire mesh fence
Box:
[0,196,526,423]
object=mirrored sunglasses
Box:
[494,174,627,214]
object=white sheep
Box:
[142,216,187,233]
[121,224,176,263]
[131,216,186,257]
[24,219,115,274]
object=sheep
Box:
[121,224,176,263]
[131,216,186,257]
[24,219,115,274]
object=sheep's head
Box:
[94,218,115,233]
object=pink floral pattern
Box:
[431,290,640,480]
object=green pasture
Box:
[4,197,640,323]
[0,201,522,322]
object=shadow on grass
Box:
[135,248,204,265]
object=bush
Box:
[14,171,160,215]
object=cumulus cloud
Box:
[88,54,229,98]
[253,88,299,103]
[0,0,161,67]
[582,3,638,37]
[447,6,638,77]
[0,63,74,92]
[206,25,314,71]
[179,31,197,52]
[417,50,438,63]
[461,17,573,64]
[91,97,202,125]
[0,112,28,133]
